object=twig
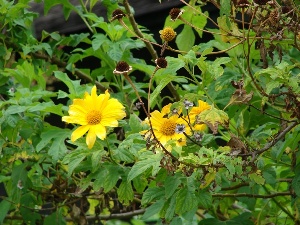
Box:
[121,1,180,101]
[212,192,291,198]
[254,121,298,156]
[221,182,249,191]
[5,209,146,221]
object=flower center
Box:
[86,110,101,125]
[160,120,176,136]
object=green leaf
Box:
[141,187,165,206]
[104,165,120,193]
[165,174,182,199]
[262,167,276,185]
[92,33,108,51]
[54,71,85,98]
[127,153,163,181]
[220,0,231,16]
[197,191,212,209]
[108,43,123,61]
[176,25,195,52]
[249,172,265,185]
[292,171,300,196]
[175,188,197,215]
[129,113,143,133]
[265,80,281,94]
[117,181,134,205]
[44,210,66,225]
[133,175,148,194]
[0,200,11,224]
[165,196,177,222]
[142,199,165,220]
[191,13,207,38]
[36,126,70,161]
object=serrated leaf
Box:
[249,173,265,185]
[54,71,85,98]
[197,106,229,134]
[127,153,163,181]
[92,33,108,51]
[165,196,177,222]
[165,174,182,199]
[175,188,197,215]
[129,113,143,132]
[133,176,148,194]
[220,0,231,16]
[266,80,281,94]
[117,181,134,205]
[104,166,120,193]
[197,191,212,209]
[141,187,165,206]
[142,199,165,220]
[36,127,70,161]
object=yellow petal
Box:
[86,126,97,149]
[161,103,172,116]
[71,125,90,142]
[62,115,87,125]
[94,124,107,140]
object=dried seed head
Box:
[183,99,194,109]
[194,133,203,142]
[113,61,132,74]
[282,6,291,14]
[175,124,186,134]
[236,0,249,8]
[155,57,168,68]
[169,8,184,21]
[269,10,279,26]
[159,27,177,42]
[111,9,126,21]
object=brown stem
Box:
[122,0,180,101]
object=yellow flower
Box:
[188,100,211,131]
[142,104,188,148]
[62,86,126,149]
[159,27,177,42]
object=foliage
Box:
[0,0,300,224]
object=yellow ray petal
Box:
[71,125,90,142]
[86,126,97,149]
[94,124,107,140]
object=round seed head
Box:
[159,27,177,42]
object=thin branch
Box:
[221,182,249,191]
[262,186,294,220]
[212,192,292,198]
[121,0,180,101]
[255,121,299,156]
[5,209,146,222]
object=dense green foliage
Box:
[0,0,300,224]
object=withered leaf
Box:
[227,134,247,155]
[197,107,229,134]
